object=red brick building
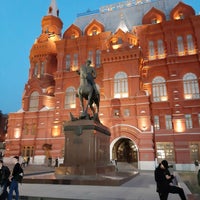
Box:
[0,111,7,156]
[5,0,200,170]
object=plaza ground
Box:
[6,163,199,200]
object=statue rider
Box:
[84,60,99,97]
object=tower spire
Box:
[48,0,59,17]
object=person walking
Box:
[154,160,187,200]
[194,160,199,172]
[54,158,58,168]
[8,156,23,200]
[0,160,10,200]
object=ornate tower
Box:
[23,0,63,111]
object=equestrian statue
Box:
[76,60,100,120]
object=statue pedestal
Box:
[55,120,114,175]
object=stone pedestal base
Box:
[55,119,114,175]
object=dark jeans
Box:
[8,180,19,200]
[158,185,187,200]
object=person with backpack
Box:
[0,160,10,200]
[8,156,23,200]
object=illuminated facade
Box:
[6,0,200,170]
[0,112,7,155]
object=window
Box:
[71,31,78,39]
[198,114,200,127]
[23,123,36,135]
[154,115,160,130]
[113,109,120,117]
[187,34,195,55]
[151,18,157,24]
[152,76,167,102]
[92,28,98,35]
[73,53,78,70]
[66,54,71,71]
[96,50,101,68]
[124,109,130,117]
[157,39,165,59]
[190,143,199,161]
[114,72,128,98]
[88,50,93,65]
[41,62,45,76]
[52,124,61,137]
[29,91,39,111]
[112,37,123,50]
[165,115,172,130]
[34,63,38,77]
[185,114,193,129]
[179,12,184,19]
[177,36,185,56]
[149,40,155,60]
[34,62,45,78]
[183,73,200,99]
[14,128,21,139]
[31,124,36,135]
[65,87,76,109]
[156,142,174,162]
[23,123,29,135]
[22,146,34,157]
[71,34,76,39]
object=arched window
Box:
[29,91,39,111]
[65,87,76,109]
[114,72,128,98]
[177,36,184,56]
[72,53,78,71]
[149,40,155,60]
[157,39,165,59]
[96,50,101,68]
[152,76,167,102]
[187,34,195,55]
[41,62,45,76]
[183,73,200,99]
[91,27,98,36]
[34,63,38,77]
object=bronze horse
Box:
[76,65,100,119]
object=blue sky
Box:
[0,0,199,114]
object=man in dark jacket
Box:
[8,156,23,200]
[154,160,187,200]
[0,160,10,200]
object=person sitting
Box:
[154,160,187,200]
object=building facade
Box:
[5,0,200,170]
[0,111,7,157]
